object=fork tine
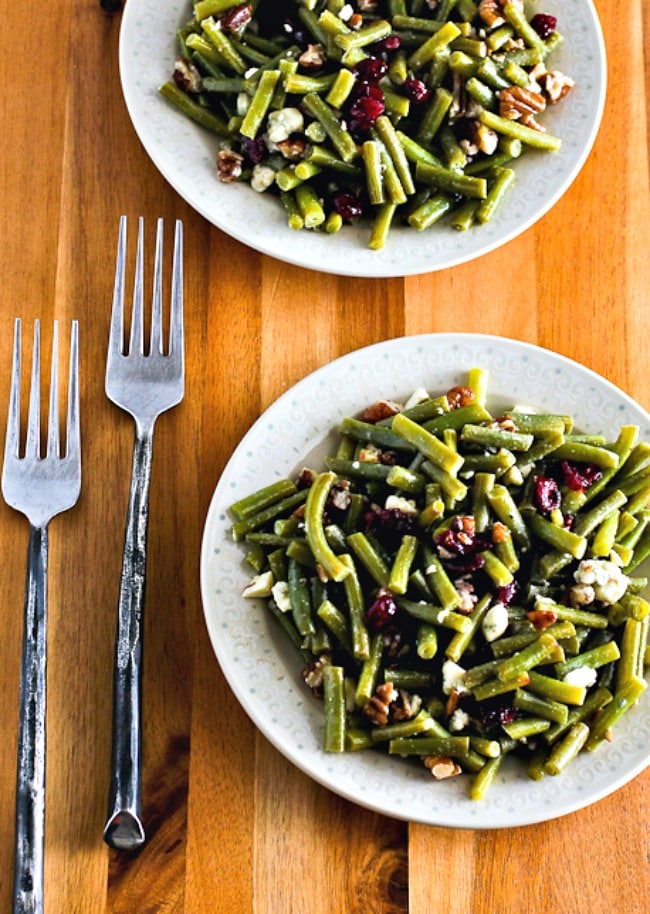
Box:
[26,321,41,459]
[150,218,164,356]
[66,321,80,459]
[170,220,184,360]
[4,318,22,462]
[46,321,60,458]
[108,216,127,357]
[129,217,145,357]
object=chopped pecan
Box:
[357,444,382,464]
[302,655,331,696]
[173,56,202,95]
[491,521,509,545]
[455,579,478,615]
[499,85,547,131]
[527,607,558,630]
[296,467,318,488]
[391,689,421,722]
[360,399,402,423]
[217,147,244,183]
[477,0,506,28]
[423,756,463,779]
[363,682,398,726]
[538,69,575,104]
[219,3,252,33]
[276,137,307,161]
[446,385,475,410]
[299,43,327,69]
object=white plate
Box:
[119,1,606,277]
[200,334,650,828]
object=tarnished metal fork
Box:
[2,319,81,914]
[103,216,184,850]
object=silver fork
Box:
[103,216,184,850]
[2,319,81,914]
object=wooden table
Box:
[0,1,648,911]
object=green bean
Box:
[231,490,308,540]
[478,109,561,151]
[340,554,370,660]
[494,632,560,683]
[527,513,587,559]
[304,472,351,582]
[230,478,298,520]
[407,20,462,70]
[543,686,612,744]
[335,19,392,52]
[368,202,398,250]
[422,547,463,611]
[287,557,316,636]
[502,1,547,54]
[392,412,463,475]
[397,597,472,633]
[416,623,439,660]
[469,754,505,800]
[502,717,551,740]
[346,532,390,587]
[407,194,453,230]
[446,594,492,662]
[543,722,590,775]
[317,599,352,652]
[294,182,326,228]
[302,92,358,163]
[554,640,620,679]
[323,665,346,752]
[514,688,569,725]
[486,483,531,548]
[415,160,487,198]
[375,115,416,195]
[388,534,419,594]
[475,166,515,224]
[388,735,469,756]
[240,69,280,138]
[355,633,384,706]
[585,677,647,750]
[526,670,587,706]
[158,81,230,135]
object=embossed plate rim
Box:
[200,334,650,828]
[119,0,606,277]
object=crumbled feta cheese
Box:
[242,570,274,598]
[481,602,509,642]
[271,580,292,613]
[266,107,304,144]
[236,92,250,116]
[339,3,354,21]
[573,559,629,605]
[442,660,468,695]
[563,666,598,689]
[510,403,538,414]
[449,708,470,732]
[404,387,430,410]
[244,67,258,79]
[251,164,276,192]
[385,495,418,515]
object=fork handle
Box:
[103,425,154,850]
[14,524,48,914]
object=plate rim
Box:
[200,332,650,828]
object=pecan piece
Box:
[538,69,575,104]
[217,148,244,183]
[499,86,547,131]
[299,43,327,69]
[302,655,331,696]
[527,607,558,630]
[173,56,202,95]
[219,2,252,33]
[423,756,463,780]
[360,399,402,423]
[363,682,398,726]
[446,385,474,410]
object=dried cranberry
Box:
[349,93,385,132]
[371,34,402,54]
[402,78,431,104]
[333,192,363,219]
[475,699,519,734]
[560,460,603,492]
[353,57,388,83]
[364,507,417,552]
[534,474,561,514]
[497,580,519,606]
[366,589,398,632]
[435,519,490,557]
[241,136,265,165]
[530,13,557,39]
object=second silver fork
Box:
[103,217,184,850]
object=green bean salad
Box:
[161,0,574,249]
[229,369,649,799]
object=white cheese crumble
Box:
[563,666,598,689]
[449,708,470,732]
[481,602,509,642]
[442,660,468,696]
[271,580,292,613]
[404,387,430,409]
[242,570,274,598]
[266,107,304,144]
[573,559,629,605]
[251,164,276,192]
[385,495,418,515]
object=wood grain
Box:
[0,1,647,912]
